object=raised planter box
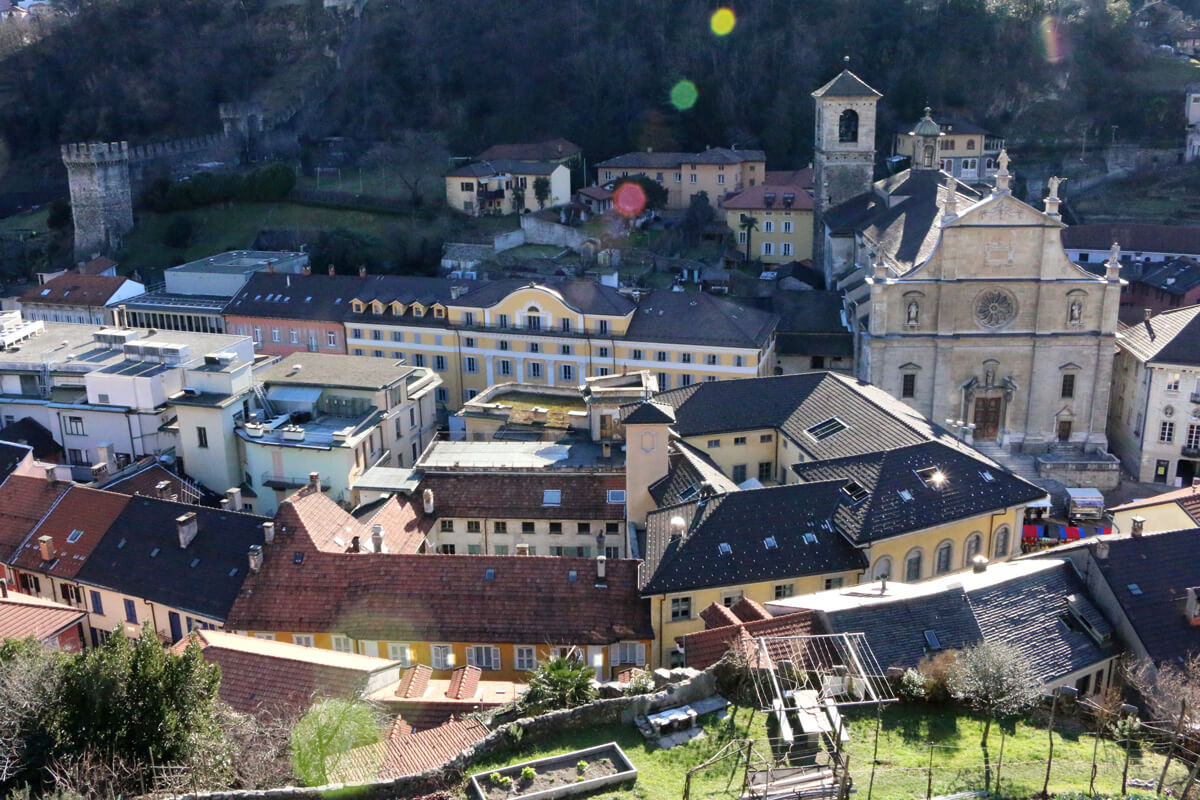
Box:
[469,742,636,800]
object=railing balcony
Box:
[1189,392,1200,403]
[260,471,331,490]
[1182,446,1200,458]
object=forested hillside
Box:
[0,0,1187,174]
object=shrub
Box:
[577,760,588,773]
[162,215,195,249]
[289,698,379,786]
[898,668,927,702]
[917,649,960,703]
[520,766,536,783]
[624,668,654,696]
[519,657,597,715]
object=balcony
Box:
[1182,446,1200,459]
[1190,392,1200,404]
[261,471,331,490]
[477,188,506,201]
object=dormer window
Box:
[841,481,869,503]
[351,299,365,313]
[390,301,406,315]
[412,305,424,317]
[371,301,384,315]
[433,305,445,318]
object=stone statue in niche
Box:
[984,366,996,387]
[1069,298,1082,324]
[907,300,919,326]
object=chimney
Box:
[38,535,53,562]
[515,543,530,556]
[302,265,311,276]
[972,554,989,573]
[0,579,7,598]
[879,576,887,595]
[358,265,367,277]
[1187,587,1200,626]
[248,544,263,573]
[328,264,336,276]
[262,521,275,544]
[1131,515,1145,538]
[44,465,56,484]
[155,480,172,500]
[371,524,384,553]
[423,488,434,515]
[1144,308,1153,322]
[349,535,360,553]
[669,515,686,541]
[226,487,243,511]
[176,512,199,549]
[220,498,230,510]
[1193,477,1200,494]
[595,554,607,583]
[308,472,321,491]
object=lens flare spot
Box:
[710,7,736,36]
[1039,16,1066,64]
[614,182,647,218]
[670,80,699,111]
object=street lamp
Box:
[945,418,976,446]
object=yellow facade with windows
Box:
[238,630,651,683]
[597,153,766,211]
[723,208,813,264]
[344,284,773,412]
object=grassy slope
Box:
[461,703,1188,800]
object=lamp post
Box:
[1044,685,1078,798]
[945,418,977,447]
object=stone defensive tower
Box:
[61,142,133,259]
[811,66,881,276]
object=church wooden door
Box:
[973,398,1002,441]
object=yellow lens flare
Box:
[710,7,736,36]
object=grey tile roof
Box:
[967,562,1114,684]
[623,401,675,426]
[75,496,268,621]
[641,372,950,460]
[596,148,765,170]
[791,441,1045,544]
[1067,529,1200,666]
[226,273,460,323]
[1117,305,1200,366]
[1060,223,1200,256]
[445,159,562,178]
[640,481,867,595]
[826,589,982,670]
[1138,258,1200,296]
[648,440,739,508]
[477,139,581,161]
[811,69,882,98]
[624,290,778,349]
[0,441,29,484]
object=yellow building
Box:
[892,108,1004,183]
[445,159,570,216]
[225,485,654,682]
[621,372,1044,667]
[595,147,766,211]
[1108,484,1200,536]
[342,278,777,412]
[723,168,816,264]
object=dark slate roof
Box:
[1061,223,1200,256]
[811,69,882,98]
[1069,528,1200,666]
[226,272,456,322]
[623,401,675,426]
[826,588,982,670]
[1137,258,1200,296]
[648,441,740,508]
[625,290,778,348]
[906,116,992,137]
[445,159,562,178]
[455,278,635,316]
[967,562,1114,684]
[0,418,63,460]
[74,496,268,621]
[596,148,765,170]
[640,482,867,594]
[1118,305,1200,366]
[641,372,951,460]
[477,139,581,161]
[0,441,29,483]
[791,441,1045,544]
[772,291,853,356]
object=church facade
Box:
[814,70,1122,456]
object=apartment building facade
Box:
[595,147,766,211]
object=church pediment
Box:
[948,194,1059,228]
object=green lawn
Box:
[459,703,1192,800]
[0,208,48,235]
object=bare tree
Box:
[361,132,450,208]
[1126,652,1200,727]
[949,641,1041,747]
[0,640,61,785]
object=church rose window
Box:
[974,290,1017,329]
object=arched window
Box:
[935,541,954,575]
[872,556,893,580]
[966,139,977,150]
[839,109,859,143]
[964,533,983,566]
[993,526,1010,558]
[904,548,923,582]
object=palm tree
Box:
[739,213,759,264]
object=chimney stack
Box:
[0,579,7,599]
[262,521,275,544]
[328,264,336,276]
[371,524,384,553]
[248,544,263,573]
[225,487,243,511]
[177,512,199,549]
[220,498,230,510]
[669,515,686,541]
[423,488,434,515]
[1144,308,1153,322]
[596,554,607,583]
[515,543,530,556]
[879,576,887,595]
[972,555,989,573]
[38,535,53,562]
[1131,515,1146,538]
[308,472,321,491]
[358,265,367,278]
[349,535,360,553]
[156,480,172,500]
[44,465,56,484]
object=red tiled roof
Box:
[77,257,117,275]
[396,665,432,699]
[700,603,740,629]
[418,473,627,520]
[282,486,428,554]
[478,139,581,161]
[100,463,202,504]
[358,496,429,554]
[10,486,130,578]
[723,172,815,211]
[20,274,132,307]
[336,715,490,782]
[731,597,771,622]
[0,591,86,643]
[446,666,480,700]
[182,629,396,715]
[679,609,823,670]
[0,475,70,562]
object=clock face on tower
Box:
[974,289,1017,329]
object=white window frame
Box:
[610,641,646,666]
[330,635,352,653]
[431,643,453,670]
[466,644,502,670]
[253,632,276,640]
[515,645,537,671]
[292,634,315,647]
[387,642,411,666]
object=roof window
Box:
[1128,583,1143,596]
[803,532,819,545]
[677,484,700,502]
[294,552,305,564]
[979,470,995,483]
[842,481,869,503]
[718,542,733,556]
[806,417,848,441]
[117,538,126,549]
[607,489,626,504]
[543,489,562,507]
[916,466,948,489]
[66,529,83,544]
[149,547,160,558]
[568,570,578,582]
[190,558,200,568]
[898,489,914,502]
[764,536,778,550]
[924,630,942,650]
[228,568,238,577]
[484,568,495,581]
